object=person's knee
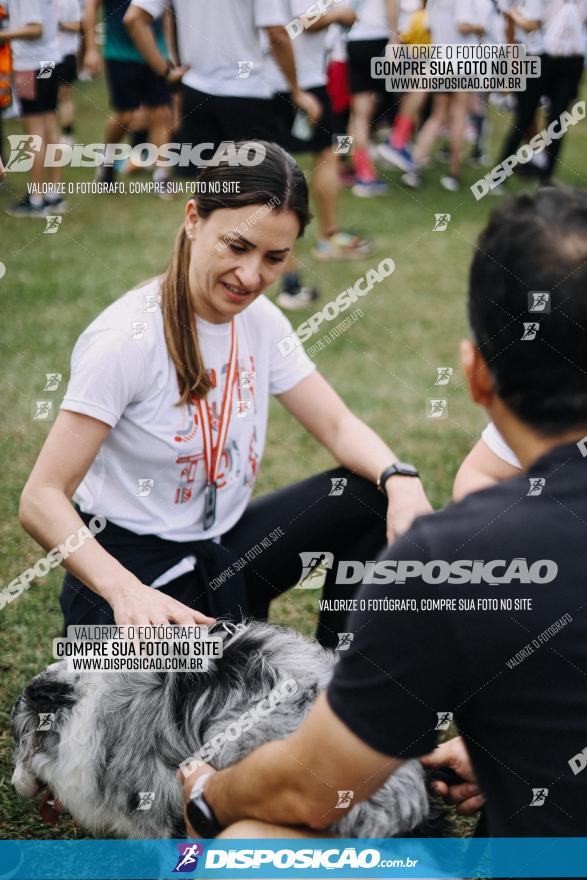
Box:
[114,110,134,130]
[149,104,172,126]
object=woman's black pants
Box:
[59,467,388,649]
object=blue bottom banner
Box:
[0,838,585,879]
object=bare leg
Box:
[44,111,62,188]
[105,110,134,145]
[412,93,449,167]
[22,114,46,191]
[312,147,339,239]
[58,83,75,132]
[147,103,172,151]
[349,91,378,180]
[447,92,468,179]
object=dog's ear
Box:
[24,673,76,714]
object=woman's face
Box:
[185,200,300,323]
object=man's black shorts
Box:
[104,58,171,111]
[347,38,387,94]
[179,84,274,145]
[272,85,336,154]
[55,53,78,85]
[16,69,59,116]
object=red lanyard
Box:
[195,321,238,529]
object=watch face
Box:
[186,796,219,839]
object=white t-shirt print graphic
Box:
[172,345,261,506]
[61,278,315,542]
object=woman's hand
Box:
[421,736,486,816]
[109,581,215,626]
[385,476,433,544]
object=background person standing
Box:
[499,0,586,182]
[124,0,322,177]
[3,0,65,216]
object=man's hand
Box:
[421,736,486,816]
[385,476,433,544]
[83,47,101,75]
[292,88,323,125]
[164,63,190,87]
[178,764,218,836]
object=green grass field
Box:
[0,75,585,840]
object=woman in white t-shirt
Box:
[20,142,432,647]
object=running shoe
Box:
[276,286,320,311]
[351,178,388,198]
[440,175,461,192]
[5,195,47,217]
[312,231,371,261]
[43,195,68,213]
[401,170,422,189]
[377,143,416,173]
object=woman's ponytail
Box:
[161,226,212,405]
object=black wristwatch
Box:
[186,773,223,839]
[377,462,419,494]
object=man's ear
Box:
[460,340,496,407]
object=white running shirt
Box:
[61,279,315,541]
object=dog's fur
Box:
[12,621,442,838]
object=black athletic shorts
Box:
[16,68,59,116]
[55,53,78,85]
[179,84,274,144]
[347,38,387,94]
[177,85,274,175]
[104,58,171,111]
[272,85,337,154]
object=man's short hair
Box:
[468,186,587,435]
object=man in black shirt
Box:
[179,187,587,839]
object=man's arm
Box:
[265,25,322,123]
[124,4,188,83]
[386,0,399,42]
[82,0,102,75]
[182,693,400,832]
[506,8,542,32]
[304,4,356,32]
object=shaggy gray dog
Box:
[12,621,437,839]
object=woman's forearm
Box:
[19,487,141,605]
[328,412,398,483]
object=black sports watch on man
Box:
[376,462,419,495]
[185,773,223,838]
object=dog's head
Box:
[11,662,79,798]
